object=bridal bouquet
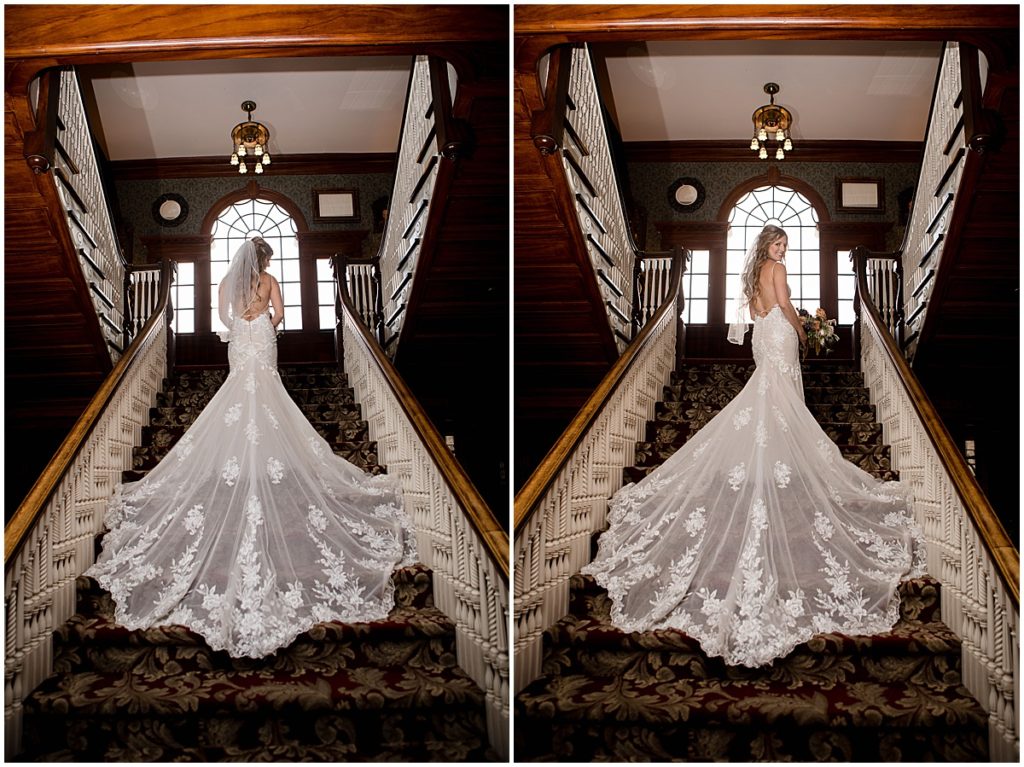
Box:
[798,307,839,356]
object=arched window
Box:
[725,185,820,322]
[210,198,301,331]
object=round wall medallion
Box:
[152,193,189,227]
[667,177,706,213]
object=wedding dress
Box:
[86,243,417,659]
[581,304,926,668]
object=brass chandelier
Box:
[749,83,793,160]
[229,101,271,174]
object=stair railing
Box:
[341,258,377,332]
[534,44,641,352]
[376,55,459,357]
[47,68,130,360]
[334,257,509,759]
[853,246,1019,761]
[513,246,687,694]
[126,264,164,338]
[3,259,173,757]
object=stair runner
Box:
[21,364,494,762]
[516,361,989,762]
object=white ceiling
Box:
[79,56,414,161]
[592,40,944,143]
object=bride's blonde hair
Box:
[740,225,788,311]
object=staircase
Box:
[20,364,494,762]
[515,360,989,762]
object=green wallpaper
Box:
[623,160,920,252]
[115,172,395,263]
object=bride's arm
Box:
[268,275,284,329]
[772,262,808,348]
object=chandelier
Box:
[229,100,271,174]
[749,83,793,160]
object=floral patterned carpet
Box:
[20,365,494,762]
[515,361,989,762]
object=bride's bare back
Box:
[242,272,284,327]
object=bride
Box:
[86,237,418,659]
[582,224,926,668]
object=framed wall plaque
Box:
[313,189,360,222]
[837,178,884,213]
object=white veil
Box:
[217,240,261,341]
[727,239,757,345]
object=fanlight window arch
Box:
[725,185,821,322]
[210,198,301,332]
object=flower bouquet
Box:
[798,307,839,356]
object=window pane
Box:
[283,283,302,306]
[687,299,708,324]
[176,289,194,309]
[282,259,301,283]
[801,250,820,273]
[837,274,856,301]
[726,249,745,274]
[177,262,195,284]
[689,272,709,301]
[318,281,336,305]
[319,305,337,330]
[802,276,819,298]
[176,309,194,334]
[838,300,855,325]
[316,258,334,282]
[690,250,710,274]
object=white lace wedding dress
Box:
[86,313,418,658]
[582,305,927,667]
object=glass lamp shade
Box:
[776,148,785,160]
[254,144,263,156]
[758,128,768,141]
[759,147,768,160]
[750,138,760,150]
[239,162,248,174]
[230,153,239,165]
[261,154,271,165]
[238,145,247,157]
[784,138,793,151]
[254,163,263,174]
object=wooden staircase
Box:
[907,57,1019,535]
[515,360,988,761]
[19,364,494,762]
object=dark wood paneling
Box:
[110,154,396,181]
[624,140,924,165]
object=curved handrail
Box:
[334,256,508,581]
[5,258,174,565]
[515,246,686,535]
[853,246,1018,604]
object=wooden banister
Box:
[5,258,174,565]
[333,255,508,580]
[852,246,1018,604]
[514,245,686,534]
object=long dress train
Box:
[86,312,418,659]
[581,305,926,667]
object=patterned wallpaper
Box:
[115,172,395,263]
[623,160,921,252]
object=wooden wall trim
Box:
[5,6,508,70]
[296,230,370,260]
[623,140,924,165]
[514,5,1018,74]
[109,153,397,181]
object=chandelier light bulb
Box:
[230,153,239,165]
[758,128,768,142]
[262,154,271,165]
[254,144,263,157]
[239,162,248,174]
[238,145,247,157]
[775,129,785,142]
[750,138,760,151]
[254,163,263,174]
[784,138,793,151]
[776,148,785,160]
[759,147,768,160]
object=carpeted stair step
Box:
[646,419,884,447]
[545,574,954,684]
[58,567,444,677]
[24,661,491,762]
[514,675,987,761]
